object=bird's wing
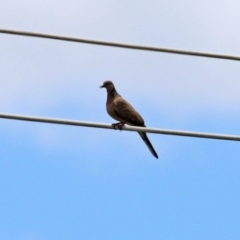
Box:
[114,97,145,126]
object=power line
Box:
[0,112,240,141]
[1,28,240,61]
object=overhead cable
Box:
[0,29,240,61]
[0,113,240,141]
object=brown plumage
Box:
[100,80,158,159]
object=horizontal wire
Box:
[1,28,240,61]
[0,112,240,141]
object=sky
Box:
[0,0,240,239]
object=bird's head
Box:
[100,80,114,91]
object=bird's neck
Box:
[108,87,119,98]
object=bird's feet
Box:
[112,122,125,131]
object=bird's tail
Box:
[138,132,158,159]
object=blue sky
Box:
[0,1,240,239]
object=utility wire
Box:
[0,113,240,141]
[1,28,240,61]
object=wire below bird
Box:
[0,112,240,141]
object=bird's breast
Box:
[106,98,123,122]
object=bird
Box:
[100,80,158,159]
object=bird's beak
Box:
[100,84,104,88]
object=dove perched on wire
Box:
[100,80,158,159]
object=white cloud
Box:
[0,0,240,150]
